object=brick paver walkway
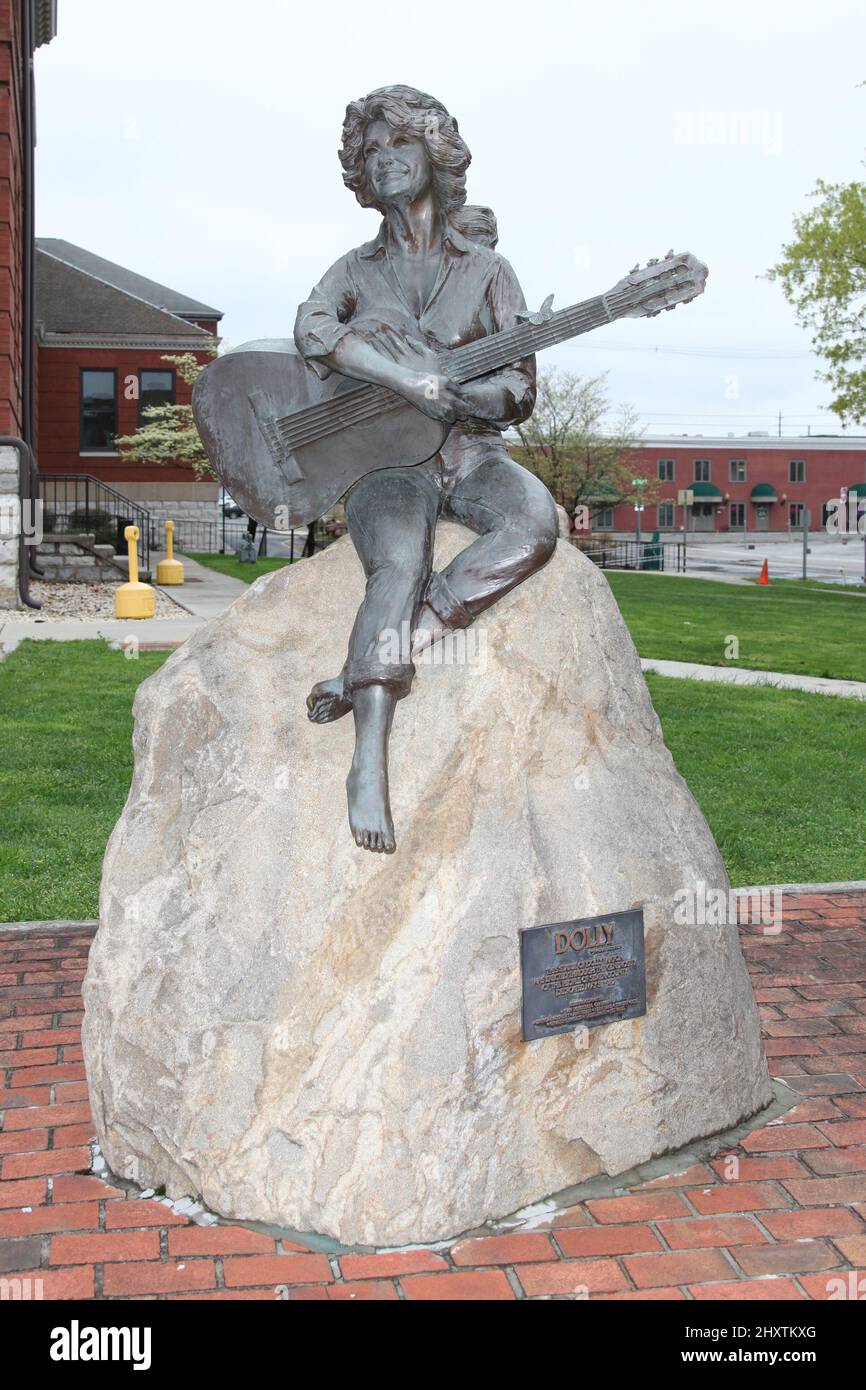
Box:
[2,892,865,1301]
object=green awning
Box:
[691,481,723,501]
[750,483,778,502]
[587,483,621,503]
[846,482,866,497]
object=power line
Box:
[579,342,812,360]
[636,408,834,414]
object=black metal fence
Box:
[39,474,152,575]
[172,519,332,560]
[576,538,687,572]
[169,519,251,555]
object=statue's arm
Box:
[456,257,537,428]
[294,256,426,393]
[293,256,364,378]
[294,255,471,422]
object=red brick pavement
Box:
[1,891,866,1301]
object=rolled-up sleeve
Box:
[293,255,359,377]
[481,256,537,427]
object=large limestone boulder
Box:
[83,525,771,1247]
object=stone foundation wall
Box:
[37,538,121,584]
[146,499,222,529]
[0,445,20,610]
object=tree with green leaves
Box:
[767,173,866,425]
[114,350,217,478]
[510,367,653,523]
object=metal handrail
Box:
[38,473,152,574]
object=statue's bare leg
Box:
[306,675,352,723]
[346,684,396,852]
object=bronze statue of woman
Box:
[294,84,558,854]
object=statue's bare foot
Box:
[306,675,352,723]
[346,759,395,853]
[411,601,450,656]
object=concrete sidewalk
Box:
[0,555,247,656]
[161,554,248,620]
[642,657,866,701]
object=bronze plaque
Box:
[520,908,646,1042]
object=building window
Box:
[591,507,614,530]
[80,369,117,451]
[657,502,675,528]
[730,502,746,528]
[789,459,806,483]
[789,502,805,527]
[658,459,675,482]
[694,459,711,482]
[729,459,747,482]
[138,369,176,423]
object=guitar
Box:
[192,250,708,529]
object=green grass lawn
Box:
[605,571,866,682]
[645,674,866,887]
[183,552,292,584]
[0,641,168,921]
[1,641,864,919]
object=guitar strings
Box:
[275,308,600,451]
[276,294,626,447]
[275,287,638,452]
[276,295,626,451]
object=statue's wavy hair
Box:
[340,84,494,242]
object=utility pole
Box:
[802,508,811,581]
[632,476,647,569]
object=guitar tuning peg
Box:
[665,248,674,258]
[629,263,640,273]
[647,257,659,266]
[665,305,675,311]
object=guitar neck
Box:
[445,288,629,383]
[275,285,635,456]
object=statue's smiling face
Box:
[363,119,432,204]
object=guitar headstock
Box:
[609,251,709,319]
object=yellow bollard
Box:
[156,520,184,585]
[115,525,156,619]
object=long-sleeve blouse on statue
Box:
[293,220,536,435]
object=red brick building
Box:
[0,0,56,608]
[591,436,866,535]
[0,0,56,437]
[34,239,223,529]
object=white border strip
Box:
[733,881,866,895]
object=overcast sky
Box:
[34,0,866,440]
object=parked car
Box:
[221,492,244,519]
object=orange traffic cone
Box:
[758,558,769,585]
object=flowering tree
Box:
[114,350,217,479]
